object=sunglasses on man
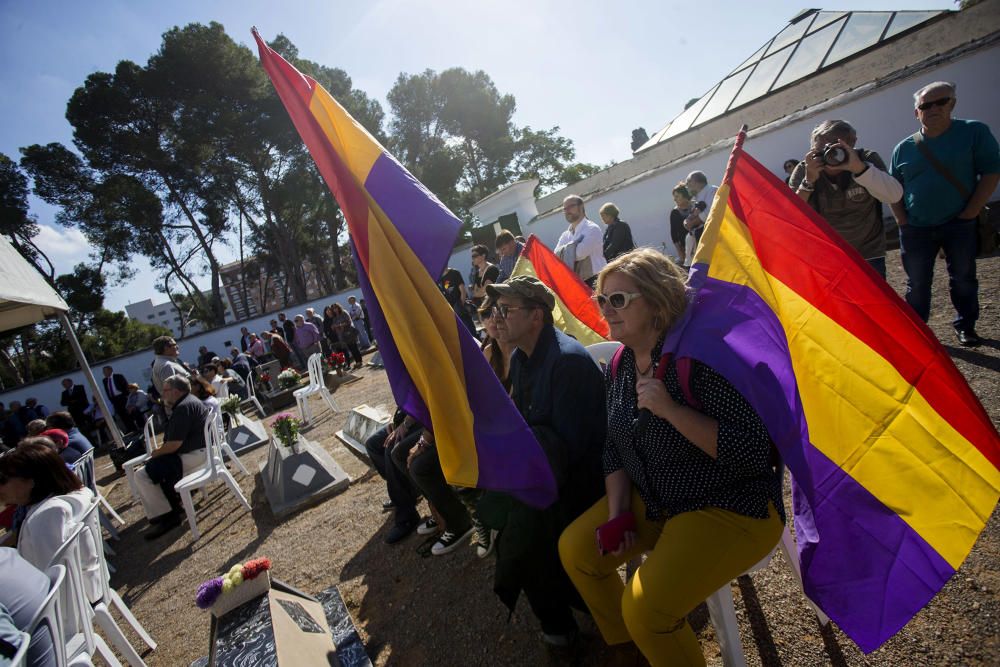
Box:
[492,303,538,319]
[917,97,951,111]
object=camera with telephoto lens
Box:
[820,143,848,167]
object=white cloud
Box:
[32,225,92,271]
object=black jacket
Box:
[602,219,636,262]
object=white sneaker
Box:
[431,526,474,556]
[416,517,439,536]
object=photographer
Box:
[682,171,717,262]
[789,120,903,277]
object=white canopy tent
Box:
[0,235,124,448]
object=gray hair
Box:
[914,81,956,106]
[686,171,708,185]
[164,375,191,393]
[599,202,620,220]
[810,120,856,146]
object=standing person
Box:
[101,365,135,432]
[24,398,49,419]
[151,336,189,403]
[789,120,903,278]
[239,327,252,352]
[330,304,364,369]
[470,244,500,310]
[360,298,374,345]
[495,229,525,283]
[669,183,694,266]
[439,267,477,336]
[197,346,218,367]
[125,384,153,427]
[347,297,371,350]
[682,171,718,261]
[555,195,606,287]
[58,378,89,429]
[305,308,329,354]
[278,313,299,364]
[782,158,798,185]
[264,331,294,369]
[600,203,636,262]
[481,276,606,647]
[293,314,323,365]
[133,375,210,540]
[559,249,784,666]
[890,81,1000,346]
[246,333,266,360]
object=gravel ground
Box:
[94,249,999,666]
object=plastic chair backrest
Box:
[27,565,67,667]
[143,415,156,456]
[201,413,223,475]
[306,353,323,389]
[71,448,97,494]
[9,630,30,667]
[79,494,113,605]
[585,341,623,371]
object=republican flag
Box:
[511,235,609,346]
[253,30,556,507]
[667,128,999,651]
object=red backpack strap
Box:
[609,344,626,381]
[675,357,701,410]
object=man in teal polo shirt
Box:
[890,81,1000,347]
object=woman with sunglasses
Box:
[478,296,513,393]
[558,248,784,666]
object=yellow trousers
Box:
[558,490,782,666]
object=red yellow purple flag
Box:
[665,127,1000,651]
[252,30,556,507]
[511,235,609,346]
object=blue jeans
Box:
[899,218,979,331]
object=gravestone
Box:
[226,414,269,454]
[334,404,391,462]
[260,437,350,517]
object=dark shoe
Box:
[416,517,439,536]
[956,329,982,347]
[385,519,417,544]
[431,525,474,556]
[381,499,395,512]
[143,513,182,540]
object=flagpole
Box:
[721,124,749,186]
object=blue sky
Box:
[0,0,949,311]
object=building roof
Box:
[636,8,947,152]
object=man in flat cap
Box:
[480,276,606,650]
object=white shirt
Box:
[348,302,364,322]
[210,376,229,399]
[690,184,718,228]
[555,217,607,279]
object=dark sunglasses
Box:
[493,303,536,320]
[917,97,951,111]
[594,291,642,310]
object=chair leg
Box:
[100,510,121,541]
[296,395,309,425]
[222,473,252,512]
[99,494,125,525]
[179,489,200,540]
[778,525,830,625]
[125,465,139,499]
[110,589,157,650]
[93,631,124,666]
[320,388,339,414]
[705,584,747,667]
[222,444,250,476]
[94,602,146,666]
[252,396,267,417]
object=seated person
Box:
[559,249,784,665]
[125,384,153,427]
[133,375,210,540]
[190,376,222,423]
[44,412,93,461]
[25,420,47,438]
[0,442,101,606]
[0,547,57,667]
[363,409,424,544]
[201,364,231,400]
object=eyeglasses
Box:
[917,97,952,111]
[594,291,643,310]
[493,304,536,320]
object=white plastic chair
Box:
[27,565,67,667]
[9,630,30,667]
[214,414,250,477]
[79,495,156,666]
[240,372,267,417]
[71,448,123,541]
[47,522,121,666]
[585,341,622,372]
[294,353,340,425]
[174,413,252,540]
[124,416,156,500]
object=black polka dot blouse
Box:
[603,343,786,524]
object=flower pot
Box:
[210,571,272,618]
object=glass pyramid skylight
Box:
[638,9,946,151]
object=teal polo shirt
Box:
[890,119,1000,227]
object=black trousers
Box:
[364,425,420,526]
[402,443,470,534]
[144,453,184,515]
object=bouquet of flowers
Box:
[324,351,347,372]
[195,557,272,615]
[276,367,302,389]
[270,413,300,448]
[219,395,242,417]
[258,371,272,391]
